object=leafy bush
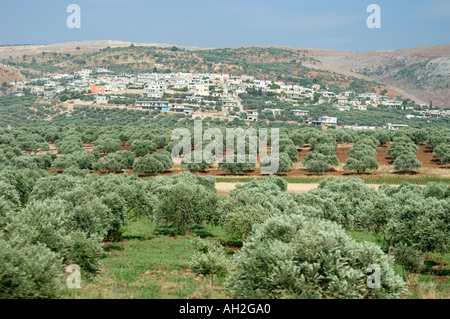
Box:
[153,175,219,235]
[226,215,406,299]
[297,178,377,229]
[189,237,229,288]
[392,243,422,272]
[0,236,62,299]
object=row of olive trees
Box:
[428,128,450,168]
[343,135,379,173]
[3,125,448,175]
[0,165,155,298]
[388,136,422,173]
[1,165,448,299]
[215,177,449,298]
[304,132,339,174]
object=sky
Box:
[0,0,449,52]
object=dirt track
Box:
[215,183,395,196]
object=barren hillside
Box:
[298,45,450,108]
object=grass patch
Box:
[60,218,229,299]
[346,229,388,252]
[61,220,448,299]
[348,229,450,299]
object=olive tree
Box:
[393,152,422,173]
[220,176,296,242]
[133,154,165,176]
[388,138,418,160]
[189,237,229,288]
[370,185,450,265]
[152,150,173,171]
[93,137,122,154]
[219,155,255,175]
[344,146,378,174]
[182,151,212,173]
[53,151,97,170]
[0,236,61,299]
[130,139,156,153]
[154,181,219,235]
[260,152,292,174]
[226,215,405,299]
[434,143,450,168]
[304,152,336,175]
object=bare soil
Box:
[336,143,353,164]
[417,144,446,169]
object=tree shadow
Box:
[154,224,180,236]
[392,171,419,176]
[121,234,150,241]
[420,260,450,276]
[191,225,215,238]
[104,244,124,252]
[220,239,244,248]
[275,173,289,177]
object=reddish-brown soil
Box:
[417,144,446,169]
[122,141,132,151]
[336,143,353,164]
[297,147,312,161]
[376,145,393,166]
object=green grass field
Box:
[61,218,449,299]
[60,219,230,299]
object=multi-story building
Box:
[313,116,338,127]
[91,84,106,95]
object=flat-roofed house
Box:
[135,100,169,111]
[246,110,259,122]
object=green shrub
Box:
[226,215,405,299]
[392,243,422,272]
[64,231,104,274]
[154,182,219,235]
[0,236,62,299]
[189,237,229,288]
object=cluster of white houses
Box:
[10,67,432,109]
[6,67,449,125]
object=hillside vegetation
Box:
[3,45,386,95]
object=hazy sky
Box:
[0,0,449,51]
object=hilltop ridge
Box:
[0,41,448,108]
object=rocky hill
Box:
[297,44,450,108]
